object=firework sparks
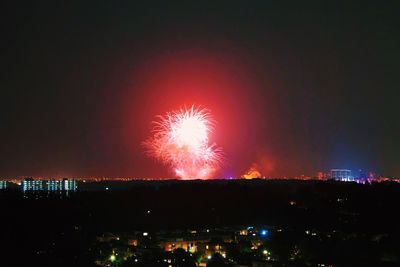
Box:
[144,106,223,179]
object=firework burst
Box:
[144,106,223,179]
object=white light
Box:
[207,255,212,259]
[143,232,148,236]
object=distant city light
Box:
[261,229,269,236]
[143,232,148,236]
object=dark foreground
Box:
[1,179,400,266]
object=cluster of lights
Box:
[101,227,276,266]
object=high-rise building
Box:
[23,178,44,191]
[330,169,353,182]
[63,179,77,191]
[23,178,77,192]
[47,180,63,191]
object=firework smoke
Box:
[241,163,263,179]
[144,106,223,179]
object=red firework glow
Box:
[144,106,223,179]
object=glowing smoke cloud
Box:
[144,106,223,179]
[242,163,263,179]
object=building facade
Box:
[23,178,77,192]
[330,169,353,182]
[0,180,6,190]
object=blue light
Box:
[260,230,269,236]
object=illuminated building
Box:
[47,180,63,191]
[63,179,77,191]
[330,169,353,182]
[239,229,248,236]
[0,180,6,189]
[161,239,200,253]
[23,178,77,192]
[23,178,44,191]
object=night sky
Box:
[1,1,399,178]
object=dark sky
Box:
[1,1,399,178]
